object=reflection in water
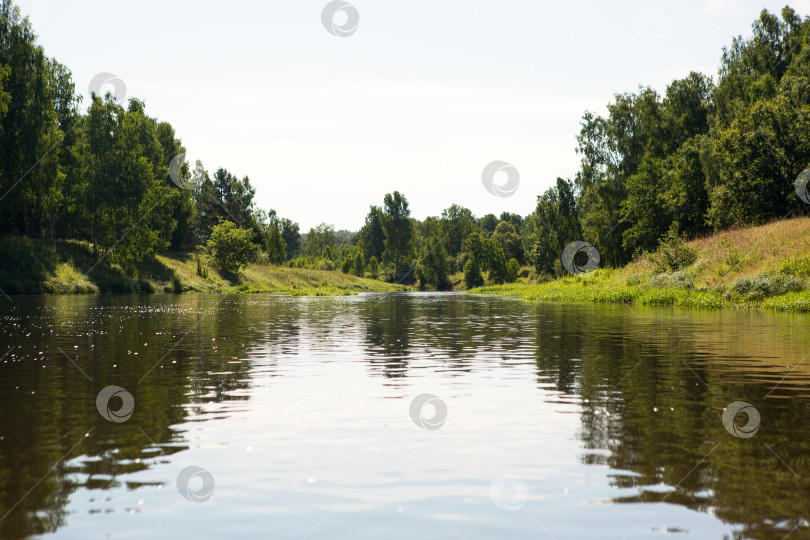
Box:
[0,293,808,539]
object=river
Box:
[0,292,808,539]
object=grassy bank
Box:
[470,217,810,312]
[0,236,407,296]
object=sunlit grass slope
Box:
[0,236,406,296]
[471,217,810,312]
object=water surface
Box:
[0,293,808,539]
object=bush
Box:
[647,269,696,290]
[317,258,335,271]
[731,272,804,298]
[780,256,810,278]
[648,231,698,274]
[341,257,353,274]
[205,221,258,278]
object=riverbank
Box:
[0,236,407,296]
[470,217,810,312]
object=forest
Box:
[1,1,809,291]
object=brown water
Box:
[0,292,808,539]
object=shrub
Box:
[780,256,810,278]
[341,257,352,274]
[205,221,258,278]
[648,231,698,274]
[647,269,696,290]
[731,272,804,298]
[317,258,335,271]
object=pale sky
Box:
[14,0,810,231]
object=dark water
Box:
[0,292,809,539]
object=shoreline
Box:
[0,236,407,297]
[468,276,810,312]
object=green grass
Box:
[472,271,810,312]
[0,236,407,296]
[470,217,810,312]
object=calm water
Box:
[0,292,809,539]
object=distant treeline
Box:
[1,1,809,287]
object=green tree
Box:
[506,258,520,283]
[358,205,385,262]
[382,191,413,280]
[205,220,257,278]
[416,233,450,290]
[279,218,301,260]
[441,204,476,257]
[463,232,508,284]
[352,250,365,276]
[708,96,807,228]
[531,178,582,274]
[492,221,524,263]
[303,223,337,257]
[478,213,498,236]
[79,95,176,272]
[266,222,286,264]
[463,257,484,289]
[367,256,379,277]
